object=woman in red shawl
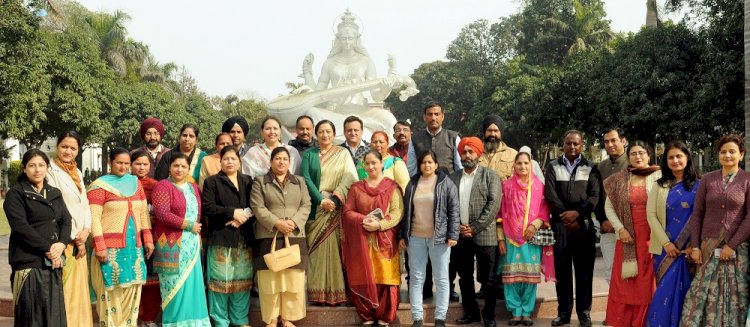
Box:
[343,150,404,327]
[131,150,160,327]
[499,151,555,326]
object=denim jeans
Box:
[407,236,451,320]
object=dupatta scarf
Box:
[501,172,555,281]
[342,178,400,308]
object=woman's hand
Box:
[399,239,407,250]
[362,218,380,232]
[274,220,295,235]
[321,198,336,212]
[51,257,63,269]
[192,222,202,234]
[75,229,90,245]
[690,248,702,264]
[75,243,86,259]
[524,225,537,241]
[663,242,680,257]
[47,242,65,260]
[447,239,457,247]
[719,245,735,261]
[618,229,634,244]
[498,240,507,256]
[144,244,154,260]
[233,209,249,224]
[95,250,108,263]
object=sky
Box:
[73,0,671,100]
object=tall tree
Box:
[745,0,750,165]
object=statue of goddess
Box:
[267,9,418,143]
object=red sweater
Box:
[151,180,201,272]
[690,169,750,249]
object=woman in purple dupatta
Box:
[498,152,555,326]
[645,141,700,327]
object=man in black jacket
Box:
[544,130,601,327]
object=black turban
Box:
[482,115,504,133]
[222,116,249,135]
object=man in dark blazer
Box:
[449,137,501,327]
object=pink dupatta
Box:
[501,173,556,282]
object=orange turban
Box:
[458,137,484,158]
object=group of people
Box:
[4,100,750,327]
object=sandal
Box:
[281,319,296,327]
[265,318,277,327]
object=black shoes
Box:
[456,315,481,325]
[521,317,534,326]
[435,319,446,327]
[411,320,423,327]
[449,291,460,302]
[578,312,592,327]
[485,319,497,327]
[550,316,570,326]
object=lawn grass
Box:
[0,200,9,235]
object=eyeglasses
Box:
[629,151,648,157]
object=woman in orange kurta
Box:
[343,150,404,327]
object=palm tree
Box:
[646,0,659,27]
[542,0,616,56]
[79,10,147,77]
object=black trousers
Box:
[552,221,596,318]
[453,238,498,320]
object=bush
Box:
[7,161,21,187]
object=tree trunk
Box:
[646,0,659,28]
[745,0,750,167]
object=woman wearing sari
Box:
[251,146,312,327]
[243,116,301,179]
[45,131,93,327]
[498,151,554,326]
[301,119,359,305]
[682,134,750,327]
[344,150,404,327]
[131,150,161,327]
[603,141,661,327]
[202,146,255,327]
[88,147,154,327]
[155,123,207,182]
[199,132,233,189]
[644,141,700,327]
[152,153,211,326]
[356,131,410,192]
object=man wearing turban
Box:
[476,115,518,303]
[450,136,501,327]
[478,115,518,181]
[222,116,249,156]
[135,117,170,178]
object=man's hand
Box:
[560,210,579,223]
[600,220,614,234]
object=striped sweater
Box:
[88,184,153,253]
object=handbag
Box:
[529,227,555,246]
[263,231,301,272]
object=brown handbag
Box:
[263,231,301,272]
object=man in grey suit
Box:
[450,137,501,327]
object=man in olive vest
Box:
[412,101,462,175]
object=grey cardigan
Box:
[400,171,460,244]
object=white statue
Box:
[268,9,419,143]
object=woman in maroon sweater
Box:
[681,134,750,326]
